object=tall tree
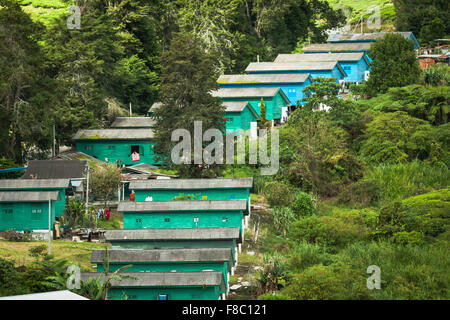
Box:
[152,33,226,177]
[365,34,421,97]
[393,0,449,43]
[0,0,55,163]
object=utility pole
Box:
[129,102,132,116]
[257,55,259,63]
[48,198,51,255]
[85,163,90,217]
[52,125,56,157]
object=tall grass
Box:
[337,240,450,299]
[364,160,449,203]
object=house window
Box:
[85,146,93,151]
[108,146,116,150]
[157,294,168,300]
[164,218,170,222]
[202,195,207,200]
[131,145,139,154]
[222,217,229,222]
[136,218,142,223]
[230,195,236,199]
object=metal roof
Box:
[302,42,372,52]
[222,101,250,112]
[0,179,70,190]
[73,128,154,140]
[91,248,232,265]
[217,73,311,84]
[105,227,241,242]
[245,61,340,72]
[129,178,253,190]
[222,102,260,119]
[21,160,87,180]
[274,52,366,63]
[50,150,104,163]
[211,87,281,98]
[80,271,225,289]
[0,290,89,300]
[327,32,414,42]
[0,191,60,202]
[111,117,156,128]
[118,200,247,212]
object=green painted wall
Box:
[0,200,57,231]
[75,139,159,165]
[133,188,250,208]
[108,286,221,300]
[0,188,66,217]
[109,239,237,265]
[122,210,244,235]
[219,91,289,121]
[225,107,258,134]
[96,261,229,293]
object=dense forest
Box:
[0,0,449,300]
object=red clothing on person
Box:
[130,192,135,201]
[105,209,110,221]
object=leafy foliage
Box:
[365,33,421,96]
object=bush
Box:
[290,214,369,249]
[3,230,32,242]
[263,181,295,208]
[290,192,316,217]
[392,231,425,246]
[279,263,370,300]
[0,258,27,297]
[360,112,439,164]
[287,241,333,273]
[271,207,295,237]
[338,179,381,207]
[61,199,97,229]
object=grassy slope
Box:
[325,0,396,31]
[0,239,110,271]
[19,0,68,26]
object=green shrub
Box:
[280,263,370,300]
[289,214,369,249]
[0,258,27,297]
[338,179,381,207]
[336,241,450,299]
[290,192,316,216]
[360,112,439,164]
[363,161,449,202]
[263,181,296,208]
[392,231,425,245]
[378,189,449,239]
[287,241,333,273]
[271,207,295,237]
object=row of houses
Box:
[79,178,253,300]
[68,32,420,167]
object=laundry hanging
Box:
[131,152,140,161]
